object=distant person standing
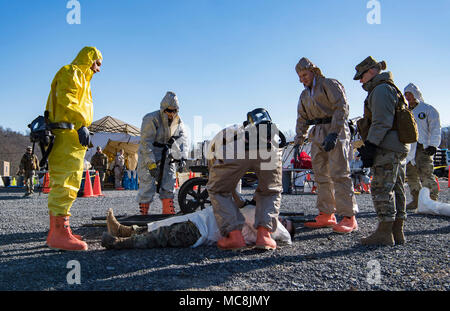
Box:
[114,149,125,190]
[91,146,108,189]
[404,83,441,212]
[19,146,39,196]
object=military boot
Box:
[360,221,395,246]
[101,232,135,249]
[392,218,406,245]
[430,191,439,202]
[106,208,137,237]
[406,190,419,212]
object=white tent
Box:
[85,116,141,169]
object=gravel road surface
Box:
[0,181,449,291]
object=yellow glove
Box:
[148,162,158,178]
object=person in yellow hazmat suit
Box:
[45,46,103,251]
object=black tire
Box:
[177,177,211,214]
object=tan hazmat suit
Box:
[294,63,358,217]
[206,123,283,237]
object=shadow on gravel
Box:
[0,231,47,246]
[0,195,29,200]
[406,213,450,221]
[406,224,450,236]
[88,246,373,290]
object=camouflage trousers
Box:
[132,220,201,249]
[406,144,439,200]
[24,170,35,193]
[371,148,407,222]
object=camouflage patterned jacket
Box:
[362,72,409,154]
[19,153,39,172]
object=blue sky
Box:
[1,0,449,143]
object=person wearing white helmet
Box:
[404,83,441,212]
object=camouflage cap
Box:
[295,57,323,77]
[353,56,386,80]
[26,146,32,151]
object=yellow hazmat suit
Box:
[45,47,103,216]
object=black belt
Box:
[153,142,166,148]
[306,117,332,126]
[47,122,75,130]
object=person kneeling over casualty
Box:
[206,108,287,251]
[101,202,294,250]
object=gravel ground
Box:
[0,181,449,292]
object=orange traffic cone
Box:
[43,172,51,194]
[83,170,95,197]
[448,165,450,188]
[93,171,104,197]
[434,176,440,192]
[175,173,179,189]
[189,171,198,190]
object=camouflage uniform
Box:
[371,149,407,221]
[354,56,410,245]
[90,150,108,189]
[404,84,441,207]
[360,70,409,221]
[19,150,39,195]
[406,144,439,202]
[109,221,201,249]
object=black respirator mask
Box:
[243,108,287,149]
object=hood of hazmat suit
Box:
[404,83,441,164]
[404,83,425,103]
[46,46,103,216]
